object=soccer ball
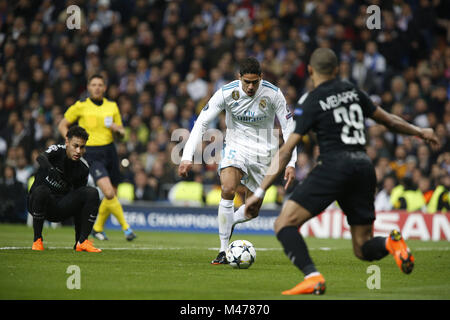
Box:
[226,240,256,269]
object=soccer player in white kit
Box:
[178,57,297,264]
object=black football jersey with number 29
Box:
[293,79,377,155]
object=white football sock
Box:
[218,198,234,252]
[233,205,249,225]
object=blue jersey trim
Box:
[222,81,239,91]
[262,81,278,91]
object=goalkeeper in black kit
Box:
[28,125,102,252]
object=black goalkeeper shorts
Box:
[289,150,377,226]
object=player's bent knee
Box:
[83,186,100,202]
[102,189,116,200]
[220,185,236,200]
[96,177,116,199]
[274,215,294,234]
[274,201,311,234]
[273,217,283,234]
[274,217,295,234]
[32,185,52,199]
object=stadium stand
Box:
[0,0,449,223]
[117,181,135,203]
[205,184,244,207]
[168,179,204,206]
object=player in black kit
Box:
[28,125,102,252]
[245,48,439,295]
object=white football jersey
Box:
[182,79,297,167]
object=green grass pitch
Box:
[0,223,449,300]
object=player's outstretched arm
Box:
[283,166,296,191]
[371,106,440,148]
[36,153,54,170]
[110,123,125,138]
[245,133,302,216]
[36,152,67,188]
[261,132,302,191]
[273,90,297,190]
[178,160,193,177]
[58,118,72,138]
[179,92,225,177]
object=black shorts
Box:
[84,143,121,186]
[289,151,377,225]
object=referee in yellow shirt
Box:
[58,74,136,241]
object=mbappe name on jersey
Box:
[319,89,360,111]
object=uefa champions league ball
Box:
[226,240,256,269]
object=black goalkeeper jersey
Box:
[29,144,90,195]
[293,79,377,156]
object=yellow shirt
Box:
[64,97,123,146]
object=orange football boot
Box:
[76,239,102,253]
[282,273,326,295]
[385,229,414,274]
[32,238,44,251]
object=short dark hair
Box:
[88,74,105,83]
[239,57,261,76]
[309,48,338,75]
[67,125,89,141]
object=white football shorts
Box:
[218,142,275,192]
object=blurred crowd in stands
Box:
[0,0,449,223]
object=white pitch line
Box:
[207,247,331,251]
[0,246,185,250]
[207,247,281,251]
[1,246,448,251]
